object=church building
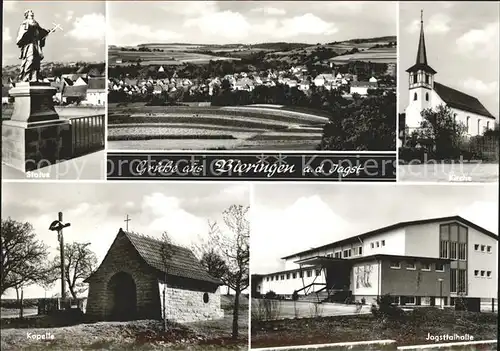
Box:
[404,12,496,136]
[84,229,224,323]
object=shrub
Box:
[371,294,404,320]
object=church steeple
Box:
[416,10,428,65]
[406,10,436,74]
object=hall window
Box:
[307,270,312,277]
[439,240,449,258]
[292,272,296,279]
[413,92,417,101]
[487,246,492,253]
[450,268,457,293]
[286,273,290,280]
[474,244,479,251]
[371,243,374,249]
[334,251,341,258]
[450,242,457,259]
[376,242,380,248]
[390,261,400,269]
[381,240,385,246]
[406,262,416,270]
[487,271,492,278]
[458,243,466,260]
[458,269,466,293]
[474,270,479,276]
[315,269,321,276]
[267,277,270,281]
[486,121,490,130]
[481,245,485,252]
[480,270,485,277]
[435,263,445,272]
[421,263,431,271]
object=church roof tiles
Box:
[434,82,495,119]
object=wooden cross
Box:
[124,214,131,231]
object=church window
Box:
[466,117,470,132]
[486,121,490,130]
[203,293,209,303]
[413,73,417,83]
[477,119,481,134]
[425,92,429,101]
[413,92,417,101]
[425,74,429,84]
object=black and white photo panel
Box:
[107,1,397,152]
[251,183,498,350]
[398,1,499,183]
[1,182,250,349]
[2,1,106,180]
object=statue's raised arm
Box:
[16,9,51,82]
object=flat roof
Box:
[281,216,497,259]
[259,254,451,276]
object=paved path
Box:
[399,163,499,182]
[252,300,371,320]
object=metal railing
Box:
[70,114,105,157]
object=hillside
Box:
[109,36,396,67]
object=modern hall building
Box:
[252,216,497,311]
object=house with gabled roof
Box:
[85,77,106,106]
[405,11,496,136]
[85,229,224,322]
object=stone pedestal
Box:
[2,82,72,172]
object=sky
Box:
[108,1,396,46]
[251,183,498,274]
[399,1,500,119]
[2,1,105,66]
[1,182,249,299]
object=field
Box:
[109,45,243,66]
[329,47,396,64]
[107,103,328,150]
[251,308,498,349]
[264,36,396,64]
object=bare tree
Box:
[197,205,249,340]
[1,218,50,296]
[197,221,229,284]
[160,231,174,332]
[50,242,98,299]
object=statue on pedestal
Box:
[16,9,61,82]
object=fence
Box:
[70,114,105,157]
[38,297,87,315]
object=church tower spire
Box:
[416,10,428,65]
[406,10,436,75]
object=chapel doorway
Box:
[108,271,137,321]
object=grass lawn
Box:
[251,308,498,349]
[1,308,248,350]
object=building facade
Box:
[404,12,496,136]
[85,229,224,322]
[253,216,497,310]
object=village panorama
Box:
[108,38,397,151]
